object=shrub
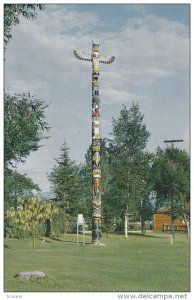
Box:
[48,209,76,237]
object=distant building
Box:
[153,208,187,232]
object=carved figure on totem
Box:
[92,96,100,105]
[92,142,100,152]
[93,60,100,73]
[92,108,100,118]
[92,106,100,118]
[92,166,101,177]
[92,74,98,81]
[93,140,100,146]
[92,85,99,96]
[92,42,99,50]
[92,207,101,218]
[93,192,101,202]
[93,177,100,194]
[93,70,99,76]
[93,59,99,66]
[93,66,99,73]
[92,50,99,58]
[93,120,100,131]
[92,116,99,123]
[92,122,100,139]
[93,151,100,167]
[92,75,99,86]
[92,200,101,208]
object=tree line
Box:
[48,104,190,238]
[4,4,190,241]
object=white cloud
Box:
[101,87,137,105]
[126,4,146,14]
[4,4,190,191]
[34,6,105,36]
[6,6,189,96]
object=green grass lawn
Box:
[4,232,190,292]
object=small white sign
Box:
[77,214,84,225]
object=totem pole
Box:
[74,40,115,245]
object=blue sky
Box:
[4,3,190,192]
[68,4,190,25]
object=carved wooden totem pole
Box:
[74,41,115,245]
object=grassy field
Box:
[4,232,190,292]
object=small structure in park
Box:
[153,208,187,232]
[77,214,85,245]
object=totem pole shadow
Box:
[48,237,91,245]
[127,232,160,238]
[110,231,160,239]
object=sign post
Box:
[77,214,85,245]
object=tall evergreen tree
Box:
[48,141,82,216]
[79,147,93,223]
[111,103,150,157]
[107,103,151,236]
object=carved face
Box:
[92,51,99,58]
[93,166,101,177]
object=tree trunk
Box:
[182,214,190,239]
[140,199,146,236]
[45,219,51,237]
[125,212,128,238]
[186,221,190,239]
[141,217,146,235]
[170,216,175,245]
[32,227,36,252]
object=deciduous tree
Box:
[7,196,58,251]
[152,147,190,241]
[4,92,49,167]
[4,4,44,45]
[4,169,40,209]
[4,3,48,205]
[107,103,151,236]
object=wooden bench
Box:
[163,224,187,232]
[175,225,187,232]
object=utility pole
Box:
[164,138,183,245]
[164,139,183,148]
[74,40,115,245]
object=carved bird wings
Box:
[74,50,115,64]
[99,55,115,64]
[73,50,92,61]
